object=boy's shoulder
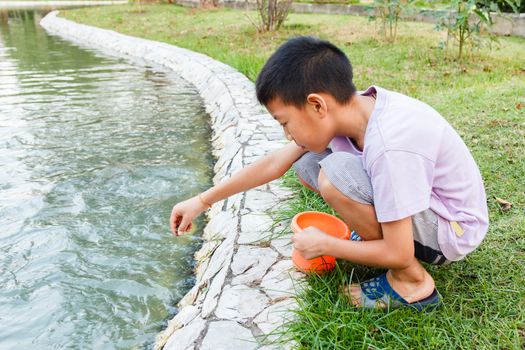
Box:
[364,86,453,164]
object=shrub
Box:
[370,0,415,42]
[254,0,293,31]
[437,0,521,59]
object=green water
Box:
[0,9,212,349]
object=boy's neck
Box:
[332,94,376,151]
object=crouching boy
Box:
[170,36,489,309]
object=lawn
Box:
[62,4,525,349]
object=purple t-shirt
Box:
[330,86,489,261]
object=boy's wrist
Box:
[198,193,212,209]
[321,234,335,256]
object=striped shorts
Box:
[293,150,450,265]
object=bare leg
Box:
[297,176,320,194]
[317,170,382,241]
[317,170,436,305]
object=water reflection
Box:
[0,9,212,349]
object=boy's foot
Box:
[341,270,440,311]
[349,231,363,241]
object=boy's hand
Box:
[291,226,333,259]
[170,196,208,236]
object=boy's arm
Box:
[293,217,415,269]
[201,142,306,206]
[171,142,307,235]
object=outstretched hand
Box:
[170,196,208,236]
[291,226,332,260]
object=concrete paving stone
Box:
[162,304,200,334]
[260,260,303,300]
[226,151,244,176]
[270,238,293,258]
[201,233,235,282]
[253,298,296,335]
[268,182,295,200]
[177,281,204,309]
[260,118,279,127]
[244,190,279,213]
[239,208,251,216]
[238,230,267,245]
[266,133,286,141]
[231,246,278,285]
[200,321,258,350]
[250,133,269,141]
[194,254,210,281]
[163,316,206,350]
[194,239,220,265]
[241,212,273,233]
[244,145,267,157]
[201,264,229,318]
[218,141,242,171]
[257,341,297,350]
[203,211,237,240]
[217,96,234,116]
[215,284,270,321]
[238,129,254,143]
[225,192,243,212]
[238,212,274,244]
[220,110,240,128]
[208,199,225,218]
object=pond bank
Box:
[40,10,300,350]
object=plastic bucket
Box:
[291,211,350,274]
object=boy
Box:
[170,36,489,309]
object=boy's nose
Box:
[284,130,293,141]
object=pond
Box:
[0,9,212,349]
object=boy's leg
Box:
[317,168,436,306]
[294,151,442,306]
[317,169,381,241]
[293,151,380,239]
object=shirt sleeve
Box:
[369,150,435,222]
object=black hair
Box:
[255,36,356,108]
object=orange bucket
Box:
[291,211,350,274]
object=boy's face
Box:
[266,95,334,153]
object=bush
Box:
[370,0,415,42]
[254,0,293,31]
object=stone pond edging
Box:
[40,11,302,350]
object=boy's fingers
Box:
[178,218,191,235]
[171,214,182,236]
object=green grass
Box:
[62,4,525,349]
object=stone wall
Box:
[176,0,525,38]
[40,11,301,350]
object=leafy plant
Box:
[437,0,521,59]
[370,0,415,42]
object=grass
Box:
[61,4,525,349]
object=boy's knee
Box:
[317,170,340,202]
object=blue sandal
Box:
[355,273,442,311]
[349,231,363,241]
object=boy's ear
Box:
[306,93,327,116]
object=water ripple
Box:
[0,9,212,349]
